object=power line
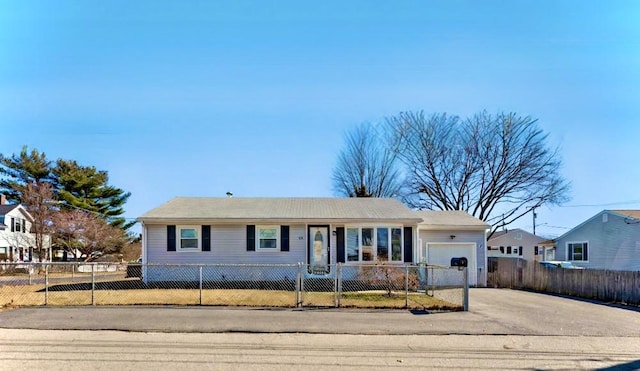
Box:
[559,200,640,208]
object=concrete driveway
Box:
[0,288,639,336]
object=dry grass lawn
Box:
[1,284,461,311]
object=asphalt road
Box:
[1,289,639,370]
[1,330,639,370]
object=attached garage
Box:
[415,210,489,287]
[425,243,477,286]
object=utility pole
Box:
[532,208,537,235]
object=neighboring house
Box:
[487,228,553,262]
[554,210,640,271]
[0,195,36,262]
[415,211,489,286]
[137,197,489,286]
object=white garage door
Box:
[426,243,477,286]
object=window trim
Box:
[256,225,280,252]
[344,225,404,263]
[177,225,201,252]
[567,241,588,262]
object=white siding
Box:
[418,229,487,286]
[146,224,307,265]
[555,212,640,271]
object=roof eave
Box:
[138,217,423,225]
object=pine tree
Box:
[52,159,133,229]
[0,146,52,202]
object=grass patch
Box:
[1,284,460,311]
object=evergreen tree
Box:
[0,146,52,202]
[52,159,133,230]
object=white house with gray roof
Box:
[0,197,37,262]
[137,197,489,285]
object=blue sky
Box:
[1,0,639,237]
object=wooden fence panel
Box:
[487,258,640,305]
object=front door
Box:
[308,225,330,274]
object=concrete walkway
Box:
[1,288,639,336]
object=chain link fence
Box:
[0,262,468,311]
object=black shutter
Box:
[583,243,588,261]
[246,225,256,251]
[202,225,211,252]
[10,218,14,232]
[281,226,289,252]
[336,227,345,263]
[167,225,176,252]
[22,220,26,233]
[403,227,413,263]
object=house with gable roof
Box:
[0,195,37,262]
[137,197,489,286]
[554,210,640,271]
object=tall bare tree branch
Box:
[387,110,570,237]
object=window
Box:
[362,228,373,261]
[500,246,504,254]
[257,226,279,250]
[568,242,588,261]
[507,246,512,254]
[346,226,403,262]
[346,228,359,261]
[14,218,21,233]
[534,246,539,255]
[376,227,389,260]
[391,228,402,261]
[178,227,199,250]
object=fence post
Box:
[333,264,338,307]
[91,263,96,306]
[295,263,301,308]
[463,267,469,311]
[199,266,203,306]
[45,264,49,306]
[337,263,342,308]
[300,263,305,307]
[28,265,32,285]
[405,265,409,309]
[72,264,75,282]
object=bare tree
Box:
[20,182,56,261]
[54,210,128,259]
[387,111,570,236]
[332,122,403,198]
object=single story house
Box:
[137,197,488,286]
[554,210,640,271]
[487,228,554,262]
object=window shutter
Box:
[403,227,413,263]
[10,218,14,232]
[246,225,256,251]
[518,246,523,256]
[202,225,211,252]
[336,227,345,263]
[280,226,290,252]
[22,220,26,233]
[583,243,588,261]
[167,225,176,252]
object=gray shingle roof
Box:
[138,197,422,223]
[416,210,489,230]
[0,204,19,215]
